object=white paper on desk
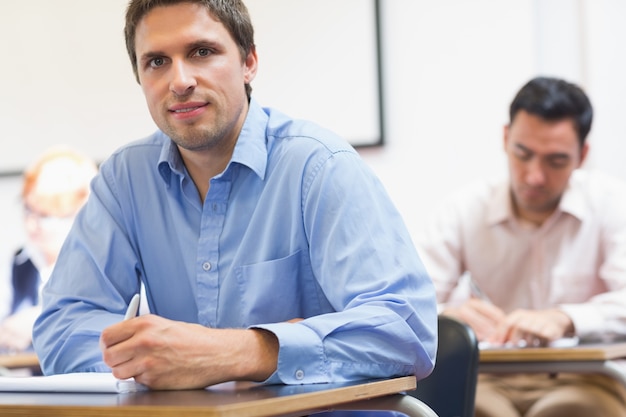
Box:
[479,337,580,350]
[0,372,147,393]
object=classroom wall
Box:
[1,0,625,278]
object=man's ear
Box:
[503,124,510,151]
[578,142,590,168]
[243,45,258,84]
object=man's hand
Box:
[488,308,574,347]
[442,299,506,341]
[99,314,279,389]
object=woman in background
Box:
[0,146,97,352]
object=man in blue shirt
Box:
[33,0,437,395]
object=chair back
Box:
[408,315,479,417]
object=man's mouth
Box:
[168,102,207,119]
[173,106,201,113]
[169,102,207,113]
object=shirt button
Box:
[295,369,305,380]
[202,262,212,271]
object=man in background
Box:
[0,146,97,352]
[416,76,626,417]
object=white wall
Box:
[582,0,626,179]
[1,0,626,275]
[0,0,153,174]
[361,0,535,235]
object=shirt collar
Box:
[229,98,268,181]
[486,170,588,227]
[486,179,512,226]
[158,134,185,183]
[156,98,269,184]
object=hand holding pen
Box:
[441,276,506,341]
[98,293,140,361]
[467,278,575,347]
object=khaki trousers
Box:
[475,373,626,417]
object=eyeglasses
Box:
[23,206,75,231]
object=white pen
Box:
[469,276,493,304]
[123,293,141,321]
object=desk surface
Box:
[480,342,626,363]
[0,352,39,369]
[0,375,417,417]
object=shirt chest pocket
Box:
[235,250,313,325]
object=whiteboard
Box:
[0,0,382,175]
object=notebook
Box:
[0,372,147,393]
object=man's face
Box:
[134,3,257,152]
[504,110,588,224]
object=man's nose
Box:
[524,158,546,185]
[170,60,197,96]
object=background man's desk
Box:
[0,375,438,417]
[479,342,626,387]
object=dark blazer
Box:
[10,248,40,315]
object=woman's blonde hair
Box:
[22,145,98,206]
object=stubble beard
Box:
[166,125,224,151]
[161,111,237,152]
[512,186,560,217]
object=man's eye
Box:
[514,150,531,161]
[150,57,165,68]
[548,158,569,169]
[196,48,210,57]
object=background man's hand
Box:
[442,299,506,341]
[488,308,574,347]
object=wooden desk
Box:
[479,342,626,387]
[0,352,39,370]
[0,375,438,417]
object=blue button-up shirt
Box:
[33,99,437,387]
